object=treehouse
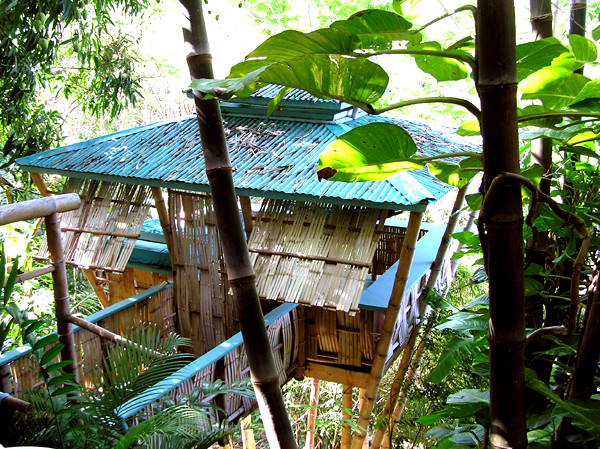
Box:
[3,86,480,429]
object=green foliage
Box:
[5,321,249,449]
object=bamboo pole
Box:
[371,186,468,449]
[478,1,527,447]
[4,265,55,286]
[304,378,321,449]
[350,211,423,449]
[150,187,175,256]
[30,172,51,197]
[0,193,80,225]
[45,212,78,378]
[180,2,297,447]
[341,385,353,449]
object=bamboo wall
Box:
[4,286,175,395]
[168,190,237,356]
[107,268,170,306]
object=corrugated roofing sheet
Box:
[17,105,480,211]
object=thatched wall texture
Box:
[37,179,153,272]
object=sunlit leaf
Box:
[521,73,589,109]
[330,9,421,49]
[521,163,544,184]
[410,41,469,81]
[427,157,481,188]
[246,28,361,61]
[516,38,569,82]
[456,119,480,136]
[571,77,600,104]
[447,389,490,404]
[519,52,583,94]
[568,34,598,64]
[192,55,389,107]
[567,130,599,145]
[317,122,421,182]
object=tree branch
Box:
[373,97,481,121]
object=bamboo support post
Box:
[0,193,81,225]
[150,187,175,256]
[341,385,353,449]
[45,211,78,379]
[82,269,109,308]
[242,415,256,449]
[240,196,254,240]
[0,392,32,413]
[30,172,51,197]
[304,378,321,449]
[350,211,423,449]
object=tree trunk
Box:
[179,2,297,448]
[341,385,353,449]
[477,1,527,448]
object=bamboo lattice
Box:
[248,199,385,313]
[37,179,153,272]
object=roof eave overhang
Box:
[18,165,430,213]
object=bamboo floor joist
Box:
[248,199,384,313]
[37,179,153,272]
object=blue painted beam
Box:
[114,302,298,421]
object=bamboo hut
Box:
[6,86,480,424]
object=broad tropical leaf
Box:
[316,122,422,182]
[519,53,583,94]
[330,9,421,49]
[409,41,470,81]
[571,77,600,105]
[191,55,389,109]
[516,38,569,82]
[427,157,481,188]
[246,28,361,62]
[521,73,589,110]
[568,34,598,64]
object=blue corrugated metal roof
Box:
[17,101,480,211]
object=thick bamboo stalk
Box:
[350,211,423,449]
[304,378,321,449]
[180,2,297,447]
[0,364,11,394]
[341,385,353,449]
[477,1,526,447]
[45,212,78,378]
[0,193,80,225]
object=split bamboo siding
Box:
[248,199,385,313]
[37,179,153,272]
[5,286,175,394]
[107,268,170,307]
[168,190,236,356]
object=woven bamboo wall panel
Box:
[248,199,384,313]
[168,190,235,357]
[37,179,152,272]
[305,307,375,367]
[5,287,174,396]
[107,268,170,307]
